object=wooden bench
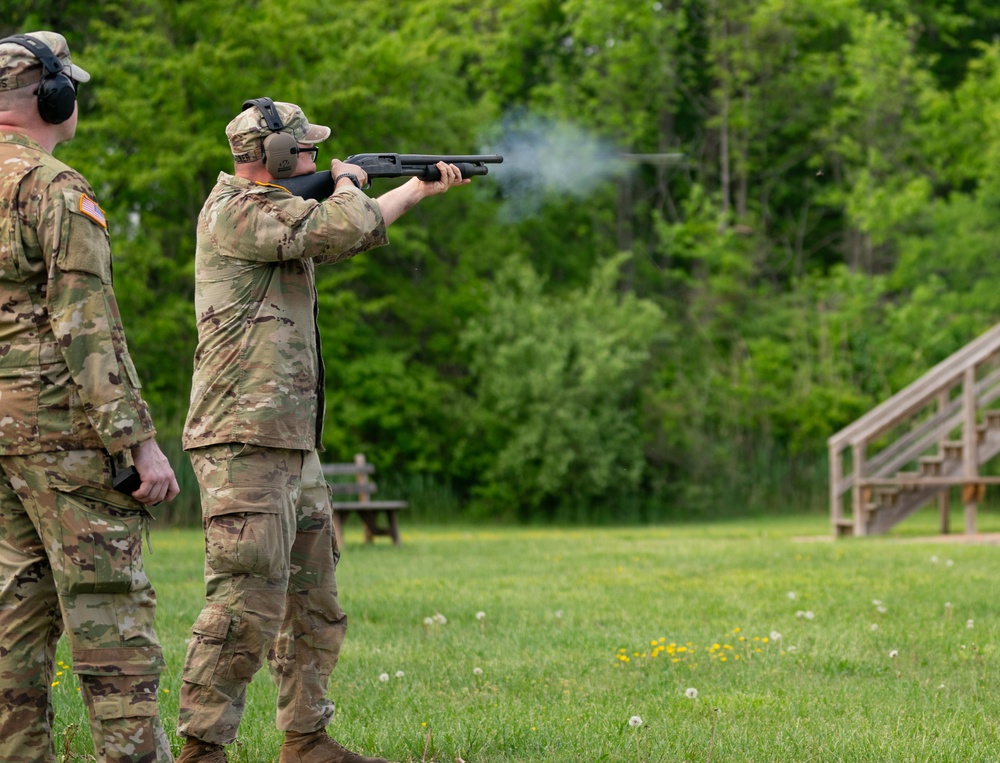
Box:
[321,453,408,546]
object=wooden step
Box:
[875,487,900,506]
[919,455,944,475]
[895,471,921,490]
[834,518,855,537]
[942,440,963,459]
[986,409,1000,428]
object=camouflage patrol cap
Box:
[0,31,91,92]
[227,101,331,163]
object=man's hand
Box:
[330,159,369,189]
[415,161,472,197]
[129,439,180,505]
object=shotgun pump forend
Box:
[272,153,504,201]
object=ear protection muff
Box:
[0,35,77,124]
[242,97,298,178]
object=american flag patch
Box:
[79,194,107,228]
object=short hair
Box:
[0,85,38,112]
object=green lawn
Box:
[53,509,1000,762]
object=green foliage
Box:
[458,255,663,520]
[7,0,1000,521]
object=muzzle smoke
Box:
[480,113,629,220]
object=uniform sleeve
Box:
[40,178,156,453]
[213,185,388,264]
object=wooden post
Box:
[963,367,978,534]
[830,444,842,536]
[852,442,866,536]
[937,391,950,534]
[355,453,374,543]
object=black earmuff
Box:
[0,35,76,124]
[242,97,298,178]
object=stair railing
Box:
[829,321,1000,536]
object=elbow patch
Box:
[58,190,113,283]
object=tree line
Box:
[7,0,1000,523]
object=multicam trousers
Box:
[177,445,346,746]
[0,449,172,763]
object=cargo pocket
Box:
[90,696,159,761]
[50,481,150,595]
[203,486,285,578]
[182,608,232,686]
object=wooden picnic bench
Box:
[321,453,408,546]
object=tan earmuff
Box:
[242,97,298,179]
[262,131,298,178]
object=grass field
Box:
[52,509,1000,762]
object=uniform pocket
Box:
[50,480,149,595]
[182,608,232,686]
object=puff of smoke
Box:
[480,113,629,221]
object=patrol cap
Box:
[227,101,331,163]
[0,31,91,91]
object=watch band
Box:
[334,172,362,190]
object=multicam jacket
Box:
[183,172,388,452]
[0,132,155,455]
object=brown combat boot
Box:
[175,736,229,763]
[279,730,390,763]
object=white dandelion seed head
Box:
[475,611,486,620]
[796,610,805,618]
[379,673,389,682]
[945,602,953,609]
[555,610,563,619]
[870,623,879,631]
[877,606,887,614]
[872,599,882,606]
[685,687,698,699]
[787,592,797,600]
[629,715,643,727]
[395,671,405,678]
[433,613,448,625]
[787,645,797,652]
[770,631,781,641]
[930,556,939,563]
[423,617,434,626]
[889,650,898,658]
[967,619,975,629]
[946,559,954,567]
[805,611,815,620]
[473,667,483,676]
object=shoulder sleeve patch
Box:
[79,193,108,228]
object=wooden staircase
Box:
[828,322,1000,537]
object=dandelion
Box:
[473,667,483,676]
[475,611,486,620]
[787,592,796,600]
[795,610,805,618]
[423,617,434,626]
[876,606,887,614]
[804,611,815,620]
[889,650,898,658]
[51,681,59,687]
[770,631,781,641]
[395,671,405,679]
[555,610,563,619]
[946,559,954,567]
[685,687,698,699]
[967,619,974,629]
[930,555,939,564]
[872,599,882,606]
[433,613,448,625]
[629,715,643,728]
[379,673,389,682]
[628,715,644,763]
[870,624,879,631]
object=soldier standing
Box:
[175,99,468,763]
[0,31,180,763]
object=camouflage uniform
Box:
[179,102,388,747]
[0,33,171,763]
